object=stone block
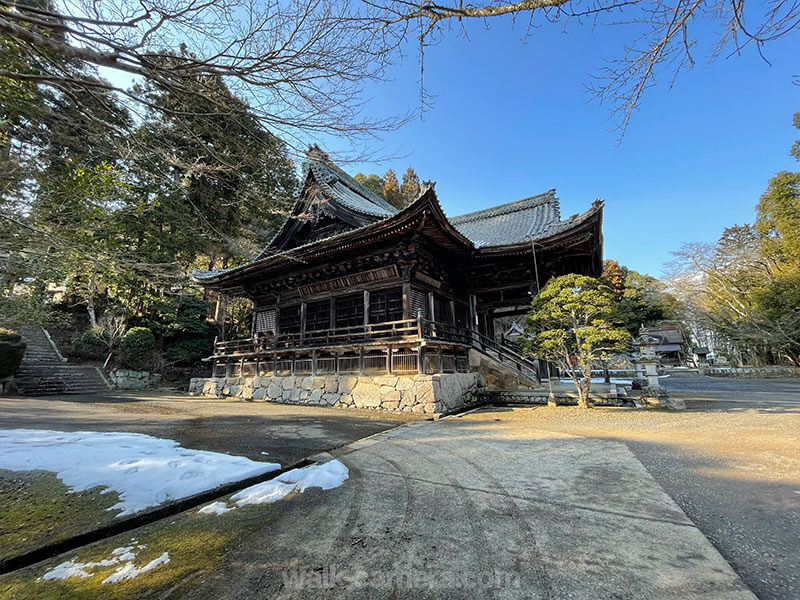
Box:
[252,387,266,400]
[322,392,340,405]
[382,401,400,410]
[267,383,283,399]
[339,377,357,394]
[324,378,339,394]
[381,390,401,404]
[395,377,414,391]
[309,388,323,403]
[280,376,296,390]
[300,376,314,390]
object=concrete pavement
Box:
[175,410,755,599]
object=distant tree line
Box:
[667,111,800,367]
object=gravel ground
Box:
[504,375,800,600]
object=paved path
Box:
[177,410,755,599]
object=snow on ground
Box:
[197,501,232,515]
[101,552,170,584]
[41,543,168,584]
[198,460,349,514]
[0,429,280,516]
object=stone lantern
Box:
[633,334,685,410]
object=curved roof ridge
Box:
[450,189,558,224]
[304,155,398,217]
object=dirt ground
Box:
[509,375,800,600]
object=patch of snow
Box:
[102,552,170,584]
[0,429,280,516]
[200,460,349,514]
[198,501,232,515]
[41,543,169,583]
[261,451,270,455]
[42,558,114,580]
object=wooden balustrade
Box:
[212,318,464,357]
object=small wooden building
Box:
[191,148,603,414]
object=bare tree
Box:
[369,0,800,136]
[0,0,404,149]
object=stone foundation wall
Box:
[110,369,162,390]
[479,389,624,407]
[189,373,482,416]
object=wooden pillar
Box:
[311,349,317,376]
[449,299,456,326]
[300,302,307,336]
[428,292,435,323]
[387,345,392,374]
[363,290,370,327]
[329,298,335,330]
[402,282,411,319]
[468,294,478,332]
[359,347,364,375]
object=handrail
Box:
[469,330,541,385]
[212,319,542,385]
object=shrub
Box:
[165,337,212,366]
[0,328,26,378]
[70,329,107,361]
[119,327,156,371]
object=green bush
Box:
[165,337,212,366]
[119,327,156,371]
[0,328,26,378]
[70,329,107,361]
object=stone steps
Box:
[11,325,111,395]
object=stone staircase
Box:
[14,326,112,395]
[469,332,543,390]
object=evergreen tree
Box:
[354,173,388,200]
[400,167,421,204]
[383,168,404,210]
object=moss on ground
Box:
[0,469,121,560]
[0,496,284,600]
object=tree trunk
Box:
[214,293,227,339]
[578,363,593,408]
[602,360,611,383]
[86,271,97,329]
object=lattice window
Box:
[335,293,364,328]
[369,287,403,324]
[278,305,301,334]
[306,299,331,331]
[254,308,276,334]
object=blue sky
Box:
[331,17,799,278]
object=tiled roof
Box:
[305,151,398,218]
[449,190,565,248]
